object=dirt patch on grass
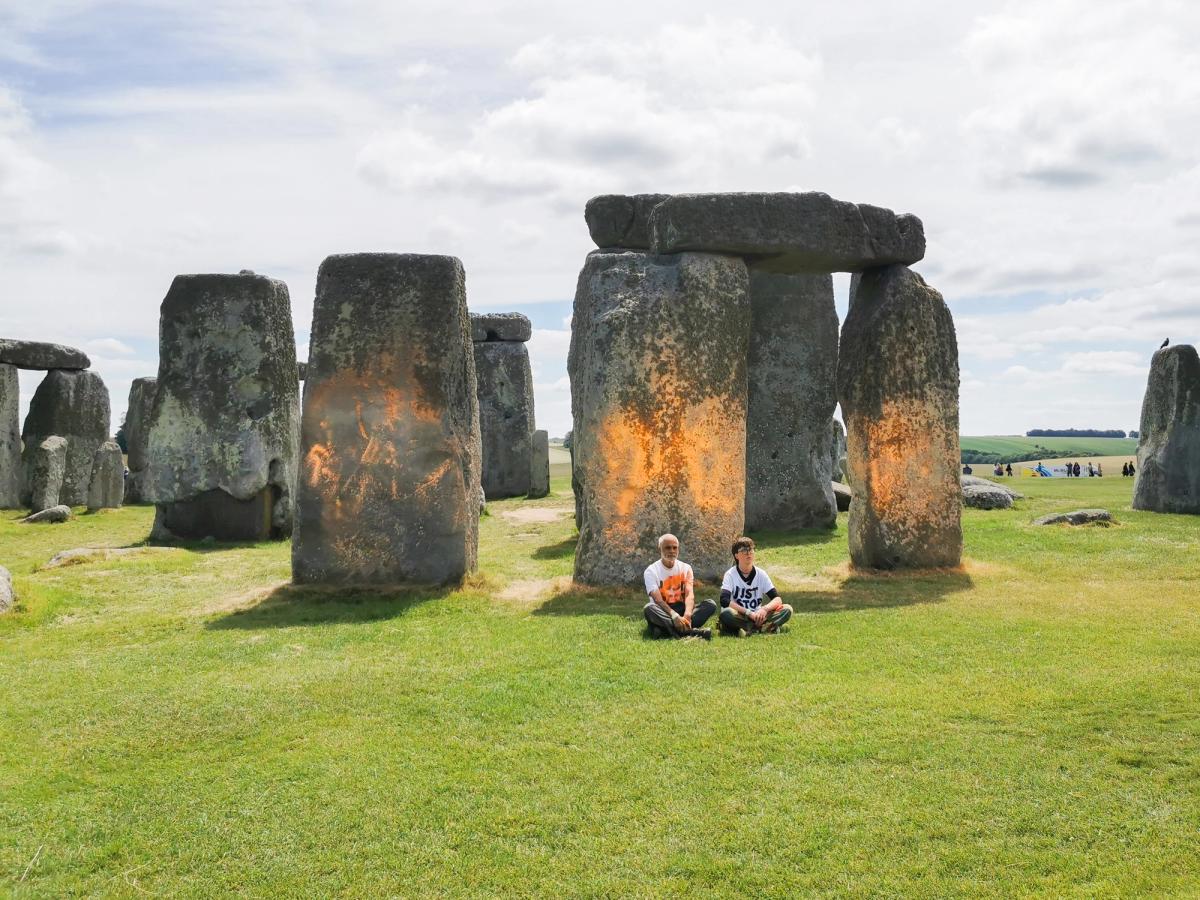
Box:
[500,508,570,525]
[198,579,290,616]
[497,576,574,604]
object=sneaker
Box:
[688,627,713,641]
[647,624,667,639]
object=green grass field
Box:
[960,435,1137,462]
[2,473,1198,896]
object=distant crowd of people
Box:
[964,459,1137,478]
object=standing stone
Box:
[529,429,550,498]
[744,271,838,530]
[473,339,534,499]
[570,250,751,584]
[837,265,961,569]
[21,370,110,507]
[1133,345,1200,514]
[0,564,13,613]
[123,377,157,504]
[0,364,19,507]
[28,436,68,513]
[146,272,299,540]
[584,194,672,249]
[86,441,124,511]
[293,253,481,585]
[829,417,847,483]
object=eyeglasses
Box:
[735,548,754,555]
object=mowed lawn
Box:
[1,474,1198,897]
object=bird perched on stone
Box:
[1159,338,1169,349]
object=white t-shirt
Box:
[721,566,776,612]
[643,559,694,606]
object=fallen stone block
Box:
[1133,344,1200,514]
[584,193,672,249]
[1033,508,1113,526]
[962,481,1014,510]
[42,546,177,569]
[22,504,72,523]
[0,338,90,370]
[294,253,481,585]
[648,192,925,274]
[962,474,1024,499]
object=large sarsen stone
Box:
[27,435,67,513]
[648,192,925,274]
[473,340,534,499]
[0,364,19,508]
[470,313,532,343]
[293,253,481,585]
[837,265,961,568]
[21,370,110,506]
[1133,344,1200,514]
[145,272,299,539]
[123,376,157,504]
[0,338,89,370]
[569,250,751,583]
[529,429,550,499]
[584,194,672,249]
[87,440,124,510]
[745,271,838,530]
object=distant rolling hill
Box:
[960,435,1137,464]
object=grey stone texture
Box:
[123,376,157,504]
[584,194,672,249]
[1133,345,1200,514]
[1,364,19,507]
[297,361,307,381]
[145,272,300,540]
[745,271,839,530]
[21,369,110,507]
[0,338,89,370]
[961,474,1023,499]
[570,250,751,584]
[1033,508,1113,526]
[86,440,124,510]
[471,312,532,343]
[22,504,71,523]
[829,417,847,482]
[473,340,535,499]
[832,481,852,511]
[837,265,961,569]
[0,564,12,613]
[648,192,925,274]
[961,481,1013,510]
[27,436,67,513]
[293,253,481,585]
[529,429,550,498]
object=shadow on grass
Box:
[531,569,974,619]
[532,536,577,560]
[748,527,841,549]
[205,582,454,630]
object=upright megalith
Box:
[829,417,847,483]
[21,370,110,507]
[837,265,961,569]
[145,272,299,540]
[744,271,839,530]
[472,313,535,499]
[293,253,481,585]
[0,364,19,508]
[584,194,671,249]
[1133,344,1200,514]
[648,192,925,273]
[86,441,124,510]
[529,429,550,499]
[28,436,67,513]
[570,250,751,583]
[123,377,157,504]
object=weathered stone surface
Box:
[745,271,838,530]
[1033,508,1113,526]
[297,361,307,381]
[1133,345,1200,514]
[529,429,550,498]
[43,546,176,569]
[0,564,13,613]
[473,341,534,499]
[648,192,925,274]
[123,377,157,504]
[584,193,672,249]
[829,417,847,483]
[962,474,1023,499]
[21,370,110,507]
[837,265,961,569]
[832,481,852,511]
[294,253,481,584]
[0,338,89,370]
[27,436,67,512]
[0,364,19,507]
[962,481,1013,510]
[570,250,751,583]
[471,312,532,343]
[22,504,71,523]
[145,272,299,540]
[86,440,124,510]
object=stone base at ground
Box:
[153,489,274,541]
[1132,345,1200,514]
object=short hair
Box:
[658,533,679,550]
[731,536,755,558]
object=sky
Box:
[2,0,1198,440]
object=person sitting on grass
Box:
[643,533,715,640]
[718,537,793,636]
